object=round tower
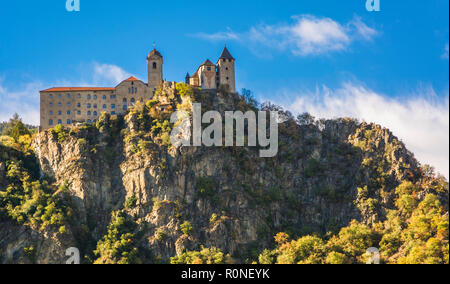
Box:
[147,48,163,92]
[217,46,236,93]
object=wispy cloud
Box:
[0,78,43,125]
[191,15,379,56]
[93,63,131,85]
[269,83,449,178]
[442,43,449,60]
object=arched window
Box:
[58,94,62,98]
[77,94,81,98]
[67,102,71,107]
[67,120,71,125]
[67,94,71,99]
[123,98,127,103]
[103,95,107,100]
[153,62,157,69]
[58,111,62,115]
[49,120,53,125]
[77,111,81,115]
[67,111,71,115]
[93,111,98,116]
[58,102,62,107]
[103,104,107,109]
[77,103,81,108]
[111,111,116,115]
[49,94,53,98]
[94,104,97,109]
[94,95,97,100]
[57,119,62,125]
[135,88,138,93]
[123,105,127,110]
[87,94,91,99]
[49,102,53,107]
[111,104,116,109]
[88,111,91,116]
[49,111,53,115]
[87,119,91,123]
[87,104,91,108]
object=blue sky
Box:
[0,0,449,176]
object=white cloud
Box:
[93,63,131,85]
[0,78,43,125]
[442,44,449,60]
[192,15,379,56]
[272,83,449,179]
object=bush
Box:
[180,221,193,236]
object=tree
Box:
[2,113,30,141]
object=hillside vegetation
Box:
[0,84,448,264]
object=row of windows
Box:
[49,98,139,108]
[48,104,133,116]
[128,88,138,94]
[48,112,117,126]
[48,94,116,100]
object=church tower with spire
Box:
[147,48,164,92]
[216,46,236,93]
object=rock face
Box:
[24,101,420,263]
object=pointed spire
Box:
[219,46,234,60]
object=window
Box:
[153,62,157,69]
[77,94,81,98]
[49,120,53,125]
[123,105,127,110]
[93,111,98,116]
[135,88,138,93]
[87,94,91,99]
[131,98,135,103]
[110,95,116,99]
[103,104,107,109]
[94,104,97,109]
[87,119,91,123]
[226,67,229,70]
[88,111,91,116]
[58,102,62,107]
[94,95,97,100]
[111,104,116,109]
[58,111,62,115]
[67,111,71,115]
[49,102,53,107]
[49,94,53,98]
[226,77,229,81]
[67,102,71,107]
[77,103,81,108]
[207,67,211,71]
[123,98,127,102]
[58,94,62,98]
[128,88,131,94]
[49,111,53,115]
[77,111,81,115]
[103,95,107,100]
[87,104,91,108]
[58,119,62,124]
[67,120,71,125]
[67,94,71,99]
[111,111,116,115]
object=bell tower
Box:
[147,48,163,91]
[217,46,236,93]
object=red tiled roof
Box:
[125,76,140,82]
[40,87,115,92]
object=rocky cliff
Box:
[0,88,447,264]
